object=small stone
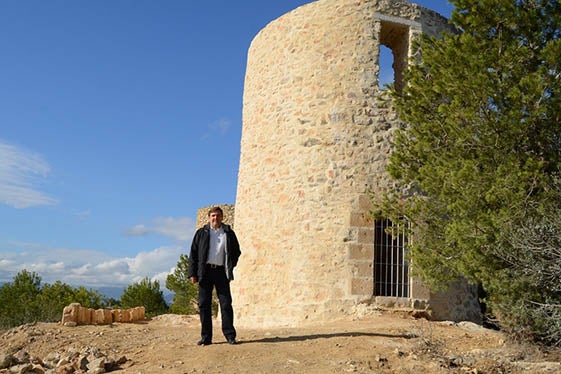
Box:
[87,357,106,370]
[14,350,30,364]
[0,353,15,369]
[30,364,46,373]
[10,363,33,373]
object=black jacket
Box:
[187,223,241,282]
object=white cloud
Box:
[0,243,186,289]
[152,270,173,286]
[123,217,195,243]
[0,140,58,208]
[129,245,182,274]
[151,217,195,242]
[123,224,149,237]
[201,117,232,139]
[209,117,231,135]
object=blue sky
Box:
[0,0,452,292]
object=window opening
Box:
[374,218,410,297]
[379,21,409,92]
[378,45,394,89]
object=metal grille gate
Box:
[374,218,410,297]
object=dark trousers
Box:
[198,266,236,342]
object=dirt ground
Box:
[1,311,560,373]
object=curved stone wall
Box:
[233,0,460,327]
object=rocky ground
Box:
[1,311,560,373]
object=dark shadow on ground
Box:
[241,331,413,344]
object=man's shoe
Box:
[227,338,238,345]
[197,339,212,346]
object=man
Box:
[188,206,241,345]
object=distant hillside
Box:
[96,286,125,300]
[95,286,174,306]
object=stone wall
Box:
[233,0,478,327]
[60,303,145,326]
[195,204,235,229]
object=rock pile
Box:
[61,304,144,326]
[0,346,127,373]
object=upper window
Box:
[379,21,409,92]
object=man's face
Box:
[209,211,223,229]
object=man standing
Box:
[188,206,241,345]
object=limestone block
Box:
[351,278,373,296]
[350,211,374,227]
[121,309,131,323]
[348,244,370,260]
[61,303,81,326]
[92,309,113,324]
[77,306,92,324]
[112,309,131,323]
[357,227,375,244]
[354,261,373,277]
[112,309,123,322]
[130,306,145,322]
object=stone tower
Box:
[233,0,480,327]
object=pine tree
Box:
[166,254,198,315]
[121,278,168,317]
[0,270,42,328]
[382,0,561,344]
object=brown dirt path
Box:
[1,311,560,373]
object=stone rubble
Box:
[0,346,127,374]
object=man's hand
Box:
[190,276,198,284]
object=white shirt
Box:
[207,225,226,266]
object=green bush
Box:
[121,277,168,317]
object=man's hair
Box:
[208,206,223,216]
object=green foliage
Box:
[166,254,198,315]
[103,297,122,309]
[37,281,79,322]
[492,189,561,345]
[381,0,561,345]
[71,286,103,309]
[121,277,168,317]
[0,271,107,329]
[0,270,41,328]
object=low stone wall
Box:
[61,303,145,326]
